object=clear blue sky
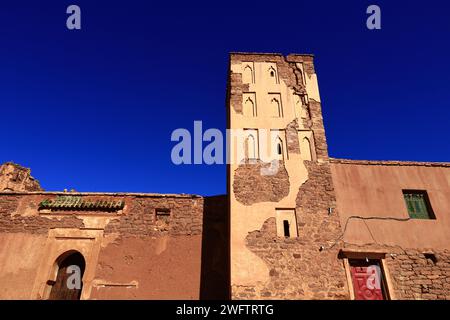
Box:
[1,1,449,195]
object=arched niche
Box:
[268,66,279,84]
[243,97,256,117]
[276,136,284,161]
[301,137,312,161]
[242,64,254,84]
[245,134,257,159]
[271,98,282,117]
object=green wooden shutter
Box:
[403,192,432,219]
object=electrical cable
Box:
[325,215,412,250]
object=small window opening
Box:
[403,190,435,219]
[424,253,438,264]
[270,71,274,77]
[283,220,290,237]
[277,143,282,155]
[155,208,171,231]
[156,208,170,220]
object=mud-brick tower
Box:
[227,53,349,299]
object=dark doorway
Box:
[283,220,290,237]
[200,195,230,299]
[48,251,86,300]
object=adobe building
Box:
[0,162,228,300]
[1,52,450,300]
[227,52,450,300]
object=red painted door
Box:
[349,259,385,300]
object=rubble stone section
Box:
[104,196,203,236]
[286,119,300,154]
[0,193,204,236]
[233,160,290,206]
[0,195,84,234]
[0,162,42,192]
[387,249,450,300]
[295,162,337,218]
[233,161,348,299]
[228,72,248,114]
[303,99,329,160]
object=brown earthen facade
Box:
[0,176,228,300]
[1,52,449,300]
[226,52,450,301]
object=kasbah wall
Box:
[0,52,450,300]
[0,162,229,300]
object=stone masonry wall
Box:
[302,99,329,160]
[286,119,301,154]
[387,249,450,299]
[233,161,348,299]
[0,162,42,192]
[0,195,84,234]
[0,193,204,237]
[233,160,290,206]
[104,196,203,237]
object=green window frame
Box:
[403,190,435,220]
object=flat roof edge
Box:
[229,52,315,57]
[0,191,203,198]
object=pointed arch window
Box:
[245,134,257,159]
[276,137,284,161]
[243,64,254,84]
[301,137,312,161]
[244,96,256,117]
[271,97,282,117]
[268,66,279,84]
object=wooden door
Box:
[49,252,85,300]
[349,259,386,300]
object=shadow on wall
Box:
[200,195,230,299]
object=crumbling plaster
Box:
[229,55,320,287]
